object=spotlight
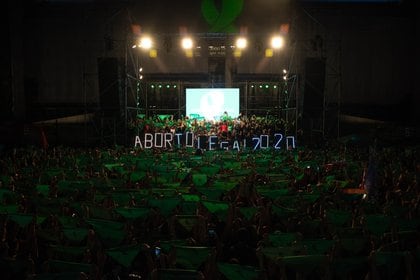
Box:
[271,35,284,49]
[139,36,152,49]
[181,37,193,50]
[235,37,247,49]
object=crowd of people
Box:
[0,121,419,279]
[128,113,299,144]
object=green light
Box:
[166,84,170,88]
[265,84,269,89]
[158,84,162,88]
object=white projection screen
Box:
[186,88,240,121]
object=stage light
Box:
[139,67,143,72]
[259,85,263,89]
[151,84,155,88]
[132,45,137,49]
[140,75,143,80]
[166,84,170,88]
[273,85,277,89]
[283,69,287,74]
[235,37,247,49]
[265,84,269,89]
[173,85,177,88]
[283,76,287,80]
[158,84,162,88]
[181,37,193,50]
[139,36,152,49]
[271,35,284,49]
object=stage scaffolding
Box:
[124,34,300,144]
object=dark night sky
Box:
[2,0,419,123]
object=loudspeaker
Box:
[97,57,121,115]
[303,57,326,118]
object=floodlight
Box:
[235,37,247,49]
[181,37,193,50]
[271,35,284,49]
[139,36,152,49]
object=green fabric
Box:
[62,228,88,243]
[130,171,147,182]
[261,246,305,260]
[181,201,198,215]
[202,200,229,220]
[232,169,252,176]
[41,168,63,183]
[268,232,299,247]
[57,216,79,228]
[110,193,132,206]
[107,245,141,267]
[212,181,237,191]
[104,163,125,173]
[159,239,188,253]
[174,245,211,270]
[0,188,16,203]
[223,161,242,169]
[176,215,199,231]
[36,184,50,196]
[272,205,297,218]
[301,194,320,203]
[136,159,153,171]
[280,255,328,275]
[192,174,207,187]
[197,188,225,200]
[217,262,259,280]
[148,198,181,216]
[301,239,335,254]
[238,207,257,220]
[86,204,113,220]
[151,188,178,197]
[258,189,290,199]
[0,204,19,214]
[199,166,220,176]
[57,180,91,192]
[115,207,150,219]
[182,194,200,202]
[8,213,40,227]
